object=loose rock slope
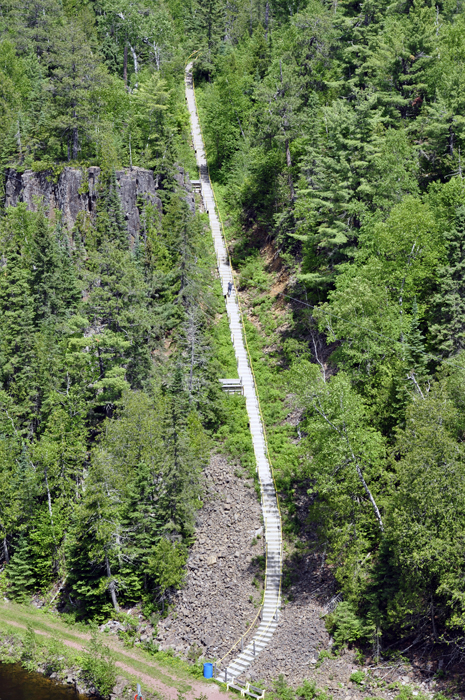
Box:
[157,454,265,660]
[157,455,442,700]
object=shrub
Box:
[350,671,365,685]
[81,631,116,698]
[394,688,429,700]
[273,674,296,700]
[44,636,67,676]
[296,679,331,700]
[328,602,367,647]
[21,624,38,670]
[315,649,334,668]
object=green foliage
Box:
[6,0,465,660]
[296,679,331,700]
[430,205,465,357]
[349,671,366,685]
[148,539,187,608]
[21,624,38,670]
[7,538,35,602]
[271,675,332,700]
[0,25,234,613]
[81,631,117,698]
[43,636,68,676]
[393,689,429,700]
[185,0,465,654]
[290,361,385,588]
[315,649,334,668]
[239,253,270,292]
[328,602,368,648]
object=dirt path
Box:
[0,614,231,700]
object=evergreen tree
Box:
[188,0,225,76]
[430,206,465,357]
[47,21,108,160]
[0,246,37,426]
[404,298,428,394]
[147,538,186,611]
[96,170,128,248]
[159,367,205,537]
[31,214,65,324]
[7,537,36,602]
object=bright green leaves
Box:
[312,195,443,399]
[429,205,465,358]
[290,361,386,594]
[359,196,443,299]
[68,387,205,615]
[128,72,170,169]
[374,375,465,633]
[147,539,187,609]
[81,631,117,698]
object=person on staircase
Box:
[227,281,233,296]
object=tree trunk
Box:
[265,1,270,38]
[105,552,119,612]
[72,124,79,161]
[44,466,54,526]
[355,463,384,532]
[285,138,295,200]
[431,596,438,641]
[449,125,455,157]
[129,44,139,74]
[123,43,128,86]
[153,43,161,71]
[3,537,9,564]
[188,313,195,397]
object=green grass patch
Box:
[0,602,196,689]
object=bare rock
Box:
[3,165,189,241]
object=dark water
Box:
[0,662,86,700]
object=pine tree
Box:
[7,537,36,602]
[188,0,225,76]
[0,246,37,425]
[95,170,128,249]
[31,214,62,324]
[159,367,205,537]
[147,539,186,611]
[430,206,465,357]
[54,220,82,316]
[404,298,428,398]
[47,21,107,160]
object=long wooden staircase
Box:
[185,62,282,687]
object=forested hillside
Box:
[189,0,465,663]
[1,0,465,672]
[0,0,237,622]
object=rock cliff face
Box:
[4,165,194,240]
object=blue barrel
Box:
[203,662,213,679]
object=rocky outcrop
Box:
[4,165,195,240]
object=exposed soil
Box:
[152,460,447,699]
[0,610,229,700]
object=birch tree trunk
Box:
[3,537,9,564]
[105,552,119,612]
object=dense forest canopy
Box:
[0,0,465,666]
[0,0,228,620]
[188,0,465,659]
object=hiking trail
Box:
[185,61,283,686]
